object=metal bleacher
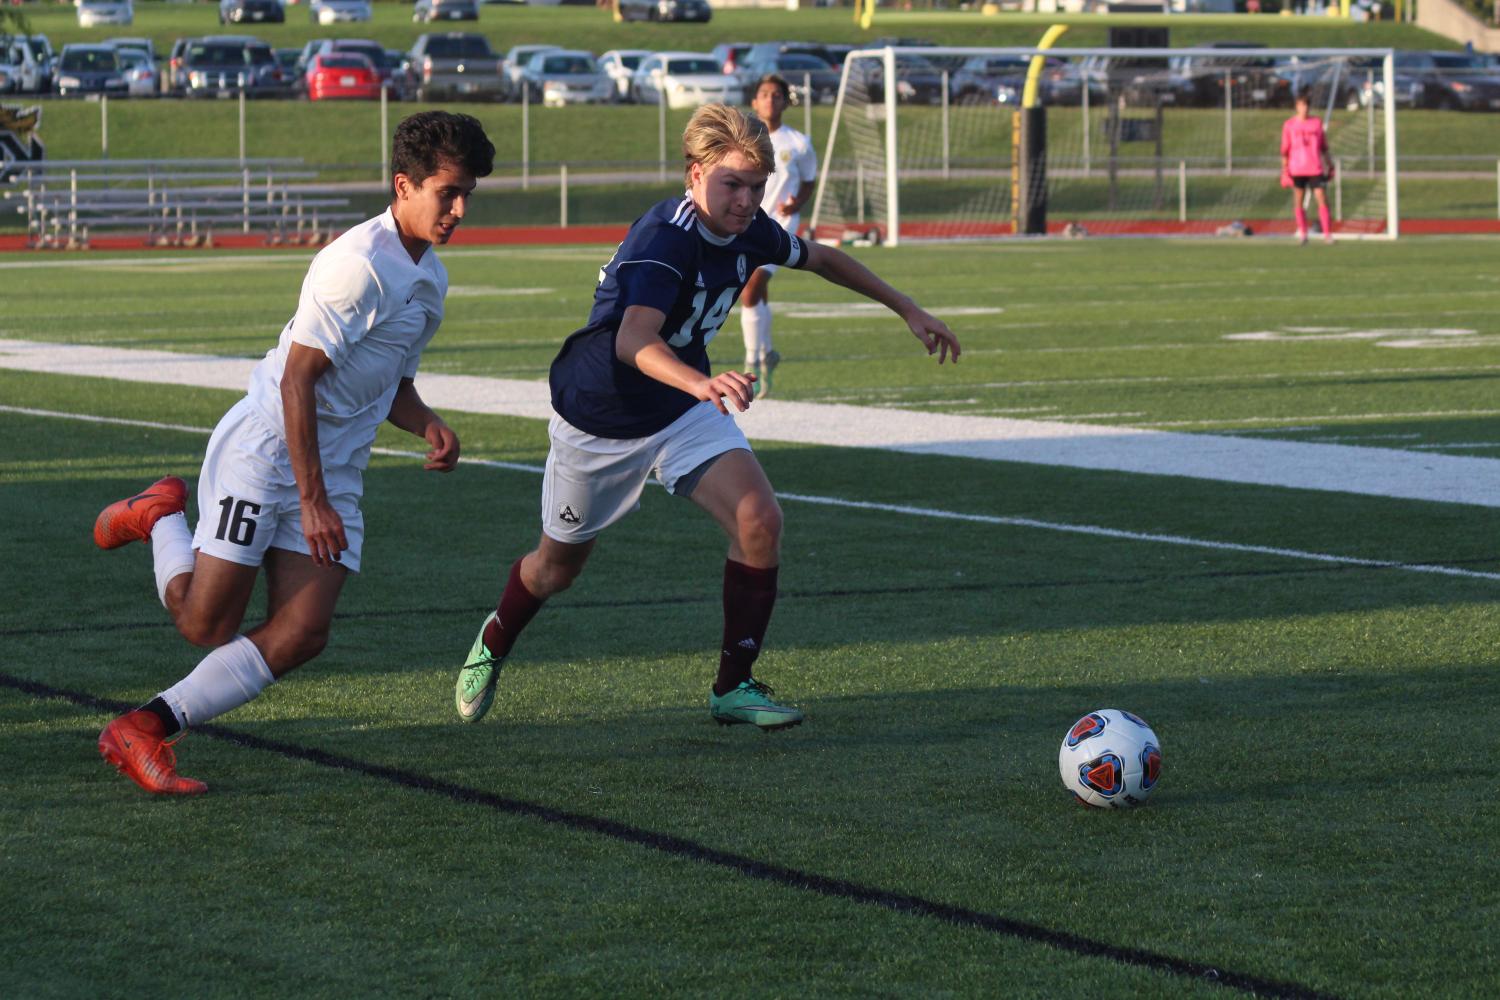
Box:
[2,158,366,249]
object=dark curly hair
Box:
[390,112,495,196]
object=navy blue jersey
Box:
[550,194,809,439]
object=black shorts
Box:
[1292,174,1327,190]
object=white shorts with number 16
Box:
[192,398,366,572]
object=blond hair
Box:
[681,103,774,183]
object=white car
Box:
[77,0,134,28]
[630,51,737,109]
[113,46,158,96]
[519,50,610,107]
[598,48,649,103]
[500,43,560,101]
[308,0,372,25]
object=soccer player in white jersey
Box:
[91,112,494,795]
[739,73,817,397]
[454,104,959,732]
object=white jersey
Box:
[761,124,817,233]
[245,209,447,471]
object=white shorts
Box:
[541,401,750,543]
[192,398,366,572]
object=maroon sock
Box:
[715,559,779,696]
[481,557,544,660]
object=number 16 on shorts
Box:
[215,497,262,547]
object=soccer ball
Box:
[1059,709,1162,809]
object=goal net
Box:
[809,47,1399,245]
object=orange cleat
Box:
[98,710,207,796]
[93,476,188,550]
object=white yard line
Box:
[2,337,1499,508]
[6,403,1497,585]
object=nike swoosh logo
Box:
[124,492,156,509]
[459,677,492,712]
[406,292,416,304]
[122,736,133,749]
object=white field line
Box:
[3,337,1500,508]
[6,403,1498,585]
[1136,410,1500,429]
[802,364,1500,396]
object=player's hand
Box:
[422,420,460,472]
[302,497,348,568]
[905,308,961,365]
[779,196,798,216]
[697,371,758,414]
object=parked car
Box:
[1035,57,1111,107]
[53,44,129,96]
[1182,42,1292,108]
[737,40,842,87]
[1396,50,1500,111]
[738,52,839,105]
[408,32,503,102]
[385,48,416,100]
[108,36,156,62]
[181,35,287,98]
[77,0,134,29]
[500,43,561,101]
[113,45,159,96]
[598,48,650,102]
[307,52,381,100]
[950,54,1030,106]
[274,46,302,92]
[708,40,752,77]
[617,0,711,21]
[218,0,285,25]
[631,51,737,108]
[1,35,56,93]
[846,51,947,105]
[413,0,479,22]
[166,36,198,94]
[308,0,372,25]
[1078,53,1185,107]
[313,38,399,95]
[518,49,610,106]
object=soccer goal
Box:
[808,46,1400,245]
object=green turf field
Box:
[2,236,1498,997]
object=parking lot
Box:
[6,3,1500,112]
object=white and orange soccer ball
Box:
[1059,709,1162,809]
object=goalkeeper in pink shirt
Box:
[1280,93,1335,245]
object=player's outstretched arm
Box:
[615,304,757,414]
[802,242,960,364]
[282,342,348,567]
[387,378,460,472]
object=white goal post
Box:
[809,47,1399,245]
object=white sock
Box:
[740,301,772,366]
[150,512,196,608]
[160,635,274,728]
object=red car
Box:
[307,52,381,100]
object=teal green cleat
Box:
[710,677,803,731]
[758,349,781,399]
[455,612,503,723]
